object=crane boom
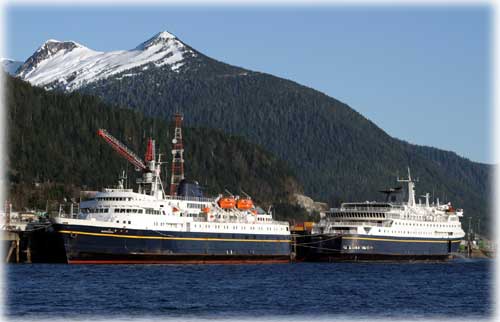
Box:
[97,129,147,171]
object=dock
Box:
[2,211,67,263]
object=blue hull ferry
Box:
[307,169,465,261]
[53,114,291,264]
[54,223,290,264]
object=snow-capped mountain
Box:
[16,31,196,92]
[1,58,23,75]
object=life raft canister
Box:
[218,197,236,209]
[236,198,254,210]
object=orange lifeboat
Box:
[218,197,236,209]
[202,207,210,213]
[236,198,254,210]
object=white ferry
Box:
[308,169,465,261]
[52,115,291,264]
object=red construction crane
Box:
[97,129,147,171]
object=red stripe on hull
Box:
[68,259,290,265]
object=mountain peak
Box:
[135,31,182,50]
[155,31,177,40]
[16,38,88,81]
[40,39,85,52]
[16,31,196,91]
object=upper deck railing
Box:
[163,195,215,203]
[339,203,404,212]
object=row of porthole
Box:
[192,224,287,231]
[154,222,179,227]
[97,197,132,201]
[394,222,458,228]
[379,229,453,235]
[333,213,383,218]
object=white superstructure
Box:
[54,154,290,236]
[312,168,465,241]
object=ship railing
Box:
[339,204,404,211]
[103,188,134,193]
[328,214,387,220]
[164,195,215,203]
[330,221,386,227]
[385,213,449,222]
[191,216,289,226]
[336,207,394,212]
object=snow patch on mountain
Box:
[17,31,195,91]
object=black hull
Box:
[303,233,462,262]
[54,224,291,264]
[29,225,67,263]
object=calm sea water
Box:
[4,258,493,321]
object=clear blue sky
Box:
[5,5,492,164]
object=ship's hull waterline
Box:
[55,224,292,264]
[306,234,462,261]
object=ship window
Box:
[128,221,131,224]
[123,221,126,224]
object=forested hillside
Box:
[13,32,492,233]
[78,55,492,234]
[5,75,308,220]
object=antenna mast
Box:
[170,113,185,196]
[397,167,416,207]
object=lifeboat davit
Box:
[236,198,254,210]
[218,197,236,209]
